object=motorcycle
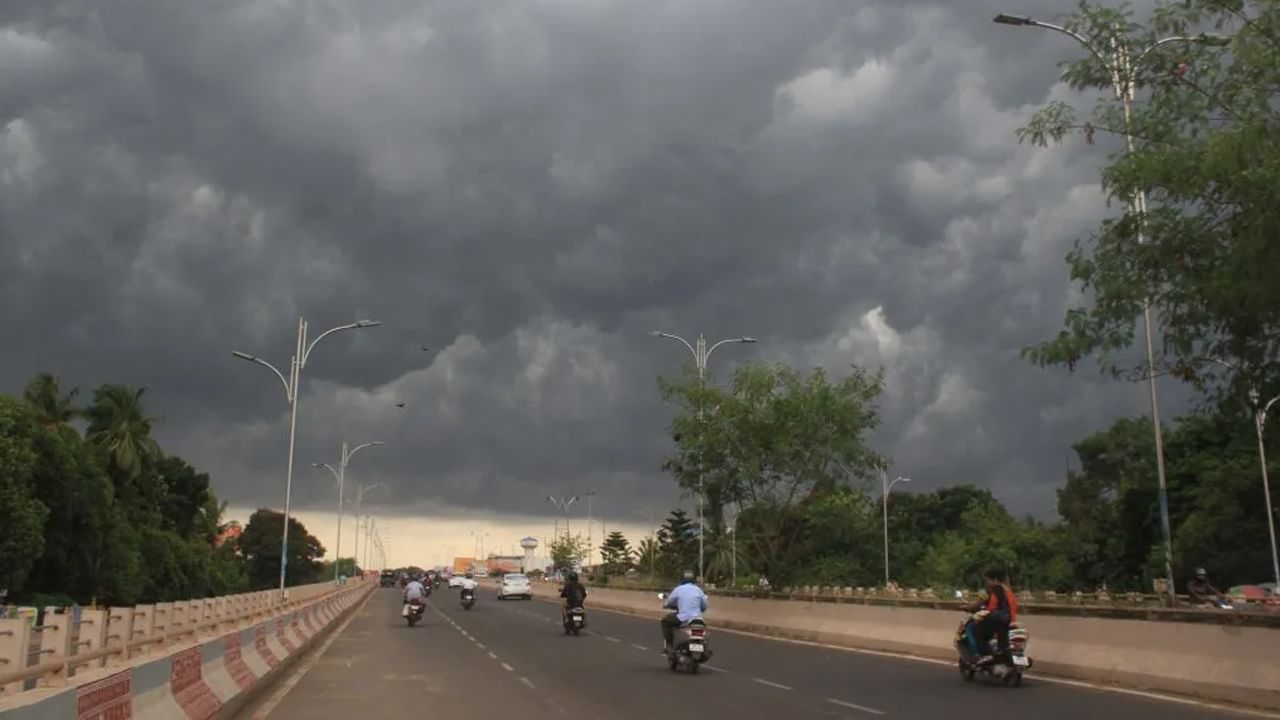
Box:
[563,606,586,635]
[461,588,476,610]
[955,615,1032,686]
[402,598,426,627]
[658,593,711,674]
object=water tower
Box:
[520,537,539,573]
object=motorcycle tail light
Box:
[691,628,705,638]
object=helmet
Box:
[681,570,696,584]
[1195,567,1208,578]
[567,571,579,582]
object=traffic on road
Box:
[251,573,1259,720]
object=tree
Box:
[237,509,326,589]
[0,397,50,595]
[599,531,634,577]
[635,536,660,582]
[659,363,884,580]
[1019,1,1280,402]
[22,373,82,430]
[84,385,163,482]
[657,509,697,578]
[549,533,588,571]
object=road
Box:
[251,584,1266,719]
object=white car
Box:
[497,573,532,600]
[448,575,464,588]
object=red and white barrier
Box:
[0,582,371,720]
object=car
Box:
[448,575,464,588]
[498,573,532,600]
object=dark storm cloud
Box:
[1,0,1187,520]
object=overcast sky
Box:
[1,0,1192,563]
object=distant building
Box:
[215,521,243,548]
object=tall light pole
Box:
[546,496,579,570]
[312,440,384,582]
[584,491,597,567]
[350,482,381,572]
[233,317,380,600]
[1193,357,1280,588]
[993,11,1229,601]
[649,331,757,582]
[881,469,911,587]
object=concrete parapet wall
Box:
[529,582,1280,711]
[0,581,372,719]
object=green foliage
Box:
[549,533,588,571]
[657,509,697,577]
[0,398,50,594]
[0,373,263,605]
[1018,1,1280,402]
[598,531,634,576]
[237,509,327,590]
[659,362,885,581]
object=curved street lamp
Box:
[232,317,380,600]
[649,331,757,582]
[312,440,384,582]
[993,9,1229,601]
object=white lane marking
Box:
[488,652,498,659]
[477,643,486,649]
[605,636,620,643]
[702,664,728,673]
[630,644,648,651]
[753,678,792,691]
[501,662,514,672]
[520,677,537,690]
[828,699,885,716]
[521,593,1280,719]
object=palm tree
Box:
[85,384,162,480]
[22,373,82,430]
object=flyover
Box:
[250,584,1275,719]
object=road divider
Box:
[528,582,1280,711]
[0,580,374,719]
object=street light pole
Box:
[1194,357,1280,588]
[993,11,1229,602]
[350,482,382,572]
[233,317,380,601]
[584,491,597,568]
[313,440,383,583]
[881,469,911,587]
[649,331,757,582]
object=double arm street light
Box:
[312,440,384,582]
[993,11,1229,601]
[1193,358,1280,588]
[546,496,579,542]
[233,317,380,601]
[350,482,382,572]
[649,331,757,582]
[881,470,911,587]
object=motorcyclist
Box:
[459,572,477,599]
[1187,568,1227,606]
[965,568,1014,662]
[403,576,428,608]
[661,570,708,653]
[560,571,588,622]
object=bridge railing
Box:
[0,580,358,697]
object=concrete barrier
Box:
[530,582,1280,711]
[0,581,372,719]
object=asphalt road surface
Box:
[251,585,1268,719]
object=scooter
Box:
[563,606,586,635]
[658,593,711,674]
[402,598,425,627]
[461,588,476,610]
[955,615,1032,686]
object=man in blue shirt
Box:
[661,570,708,652]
